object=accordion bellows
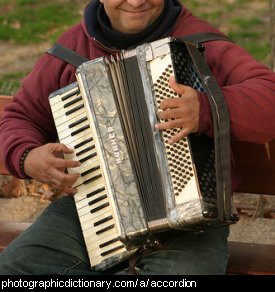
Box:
[49,37,237,270]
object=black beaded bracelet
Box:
[19,149,30,177]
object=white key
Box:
[56,112,87,135]
[64,128,94,149]
[86,233,120,253]
[79,209,113,228]
[49,85,80,107]
[52,99,84,120]
[75,166,102,187]
[73,165,102,187]
[74,182,106,202]
[54,108,86,127]
[77,197,110,217]
[75,191,107,210]
[51,94,83,113]
[58,121,90,141]
[69,158,99,175]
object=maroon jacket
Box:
[1,2,275,183]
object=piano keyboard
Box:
[49,82,128,270]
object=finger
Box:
[51,157,81,169]
[155,119,184,130]
[168,128,191,144]
[159,96,190,110]
[49,143,74,154]
[64,187,78,195]
[60,143,75,154]
[159,98,180,110]
[48,178,63,189]
[169,76,193,94]
[64,159,81,169]
[159,108,186,120]
[50,170,80,188]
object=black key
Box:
[99,238,119,248]
[79,152,97,163]
[61,89,80,101]
[87,187,105,198]
[76,145,95,157]
[65,104,84,116]
[88,194,107,206]
[94,215,113,227]
[81,165,100,177]
[69,117,88,129]
[74,137,93,149]
[90,202,109,214]
[71,125,90,136]
[83,174,102,185]
[96,224,114,235]
[64,96,83,108]
[101,245,125,257]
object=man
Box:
[0,0,274,275]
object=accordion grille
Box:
[154,66,195,197]
[171,42,217,206]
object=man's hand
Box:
[155,76,200,144]
[24,143,81,193]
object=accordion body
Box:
[49,38,238,270]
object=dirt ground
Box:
[0,176,63,222]
[0,41,50,76]
[228,193,275,244]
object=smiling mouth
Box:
[121,8,151,15]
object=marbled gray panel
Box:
[78,59,148,240]
[168,198,204,227]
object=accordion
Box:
[49,37,238,271]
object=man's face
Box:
[99,0,165,34]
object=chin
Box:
[122,23,150,34]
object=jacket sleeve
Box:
[198,40,275,144]
[0,53,74,178]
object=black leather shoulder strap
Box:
[182,32,233,46]
[47,33,233,67]
[47,43,89,68]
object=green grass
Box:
[184,0,271,64]
[0,71,28,95]
[230,17,264,29]
[199,11,224,23]
[0,0,82,44]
